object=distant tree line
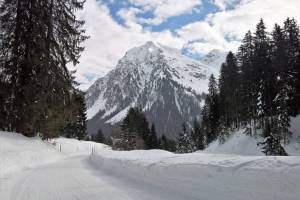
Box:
[107,107,176,151]
[0,0,88,139]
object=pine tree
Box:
[120,107,150,150]
[74,92,87,140]
[219,52,240,128]
[271,23,291,144]
[202,74,221,145]
[253,19,275,124]
[283,18,300,116]
[158,134,169,150]
[94,128,105,143]
[148,124,158,149]
[0,0,87,138]
[176,123,196,153]
[237,31,256,126]
[191,118,205,150]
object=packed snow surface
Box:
[1,131,300,200]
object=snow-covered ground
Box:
[1,131,300,200]
[205,129,300,156]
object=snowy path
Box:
[1,132,300,200]
[2,154,300,200]
[0,156,199,200]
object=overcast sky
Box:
[74,0,300,90]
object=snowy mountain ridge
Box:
[85,41,226,137]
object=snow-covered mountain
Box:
[85,41,225,137]
[201,49,228,77]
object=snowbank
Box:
[0,131,110,177]
[89,149,300,200]
[54,137,110,155]
[0,131,62,177]
[205,128,300,156]
[205,130,264,155]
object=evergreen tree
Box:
[259,133,288,156]
[283,18,300,116]
[253,19,275,124]
[94,128,105,143]
[271,24,291,144]
[202,74,221,145]
[219,52,240,128]
[176,123,196,153]
[120,107,150,150]
[74,92,87,140]
[237,31,256,125]
[0,0,87,138]
[191,118,205,150]
[158,134,169,150]
[148,124,158,149]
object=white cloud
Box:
[176,0,300,57]
[209,0,300,40]
[75,0,184,90]
[74,0,300,90]
[212,0,239,10]
[128,0,202,25]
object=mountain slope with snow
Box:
[86,42,225,137]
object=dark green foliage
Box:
[94,128,105,143]
[191,118,205,150]
[59,91,87,140]
[219,52,241,128]
[0,0,88,138]
[237,31,256,124]
[176,122,196,153]
[75,92,87,140]
[202,74,221,145]
[157,134,175,152]
[209,18,300,155]
[148,124,159,149]
[259,134,288,156]
[119,107,152,150]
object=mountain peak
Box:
[86,43,226,138]
[144,41,156,47]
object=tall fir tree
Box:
[176,122,196,153]
[219,52,240,128]
[283,18,300,116]
[253,19,275,129]
[148,124,159,149]
[191,118,205,150]
[75,92,87,140]
[237,31,256,126]
[120,107,151,150]
[0,0,87,138]
[94,128,105,143]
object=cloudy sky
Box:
[74,0,300,90]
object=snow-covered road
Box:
[2,153,300,200]
[1,156,200,200]
[1,132,300,200]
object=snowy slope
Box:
[1,132,300,200]
[0,131,62,177]
[205,128,300,156]
[0,131,109,177]
[86,42,225,137]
